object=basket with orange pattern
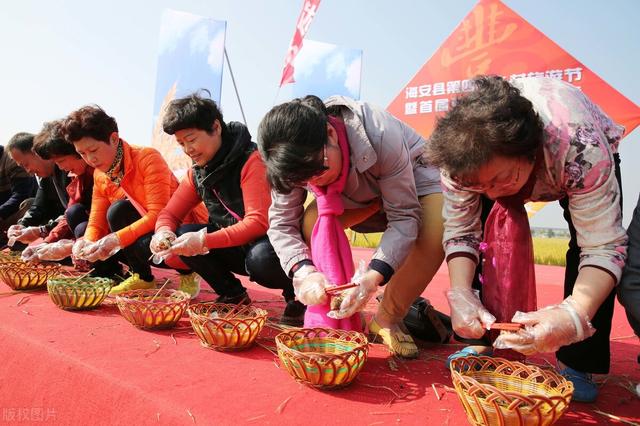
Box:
[47,277,114,310]
[0,260,61,290]
[187,303,268,351]
[115,288,190,330]
[275,328,369,390]
[450,356,574,426]
[0,251,22,263]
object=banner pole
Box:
[224,48,247,126]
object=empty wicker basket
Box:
[0,261,61,290]
[188,303,268,351]
[450,356,574,426]
[47,277,114,310]
[275,328,369,389]
[115,288,190,330]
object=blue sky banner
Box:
[277,39,363,103]
[151,9,226,175]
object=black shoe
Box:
[215,291,251,305]
[280,300,306,327]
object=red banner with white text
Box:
[279,0,321,86]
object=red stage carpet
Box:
[0,247,638,425]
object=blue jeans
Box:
[618,193,640,337]
[176,224,295,300]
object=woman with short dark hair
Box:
[425,75,627,402]
[62,105,208,295]
[258,95,444,358]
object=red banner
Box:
[279,0,321,86]
[387,0,640,140]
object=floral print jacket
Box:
[441,77,628,282]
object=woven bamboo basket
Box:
[115,288,190,330]
[0,260,61,290]
[275,328,369,389]
[0,251,22,263]
[450,356,574,426]
[188,303,268,351]
[47,277,114,310]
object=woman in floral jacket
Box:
[425,75,627,402]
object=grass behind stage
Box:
[347,231,569,267]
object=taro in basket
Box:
[47,277,114,310]
[450,356,574,426]
[275,328,369,389]
[188,303,268,351]
[0,260,61,290]
[115,288,190,330]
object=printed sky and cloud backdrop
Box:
[151,9,226,175]
[277,39,362,103]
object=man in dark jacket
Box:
[0,137,36,246]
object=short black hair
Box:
[257,95,329,194]
[62,105,118,144]
[33,120,79,159]
[6,132,35,154]
[425,75,543,180]
[162,91,227,138]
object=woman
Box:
[61,105,208,295]
[149,93,305,325]
[19,120,100,267]
[258,95,444,358]
[425,75,627,402]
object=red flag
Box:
[279,0,321,86]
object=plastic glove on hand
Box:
[493,296,595,355]
[292,265,329,306]
[82,233,121,263]
[328,260,379,319]
[8,225,41,245]
[21,243,46,263]
[166,228,209,257]
[446,287,496,339]
[35,239,75,261]
[150,229,177,254]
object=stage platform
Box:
[0,247,638,425]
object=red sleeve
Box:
[155,169,203,232]
[43,217,72,243]
[205,151,270,248]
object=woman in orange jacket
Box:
[61,105,208,295]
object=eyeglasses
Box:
[448,163,522,193]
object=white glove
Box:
[21,243,46,263]
[328,260,378,319]
[166,228,209,257]
[293,264,329,306]
[77,233,121,262]
[34,239,75,261]
[446,287,496,339]
[493,296,595,355]
[8,225,41,246]
[150,229,177,254]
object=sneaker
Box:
[109,273,155,296]
[280,300,306,326]
[215,291,251,305]
[178,272,200,299]
[558,364,598,403]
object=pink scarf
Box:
[482,168,538,359]
[304,116,361,331]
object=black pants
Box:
[66,203,89,238]
[106,200,189,281]
[176,224,295,301]
[472,154,621,374]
